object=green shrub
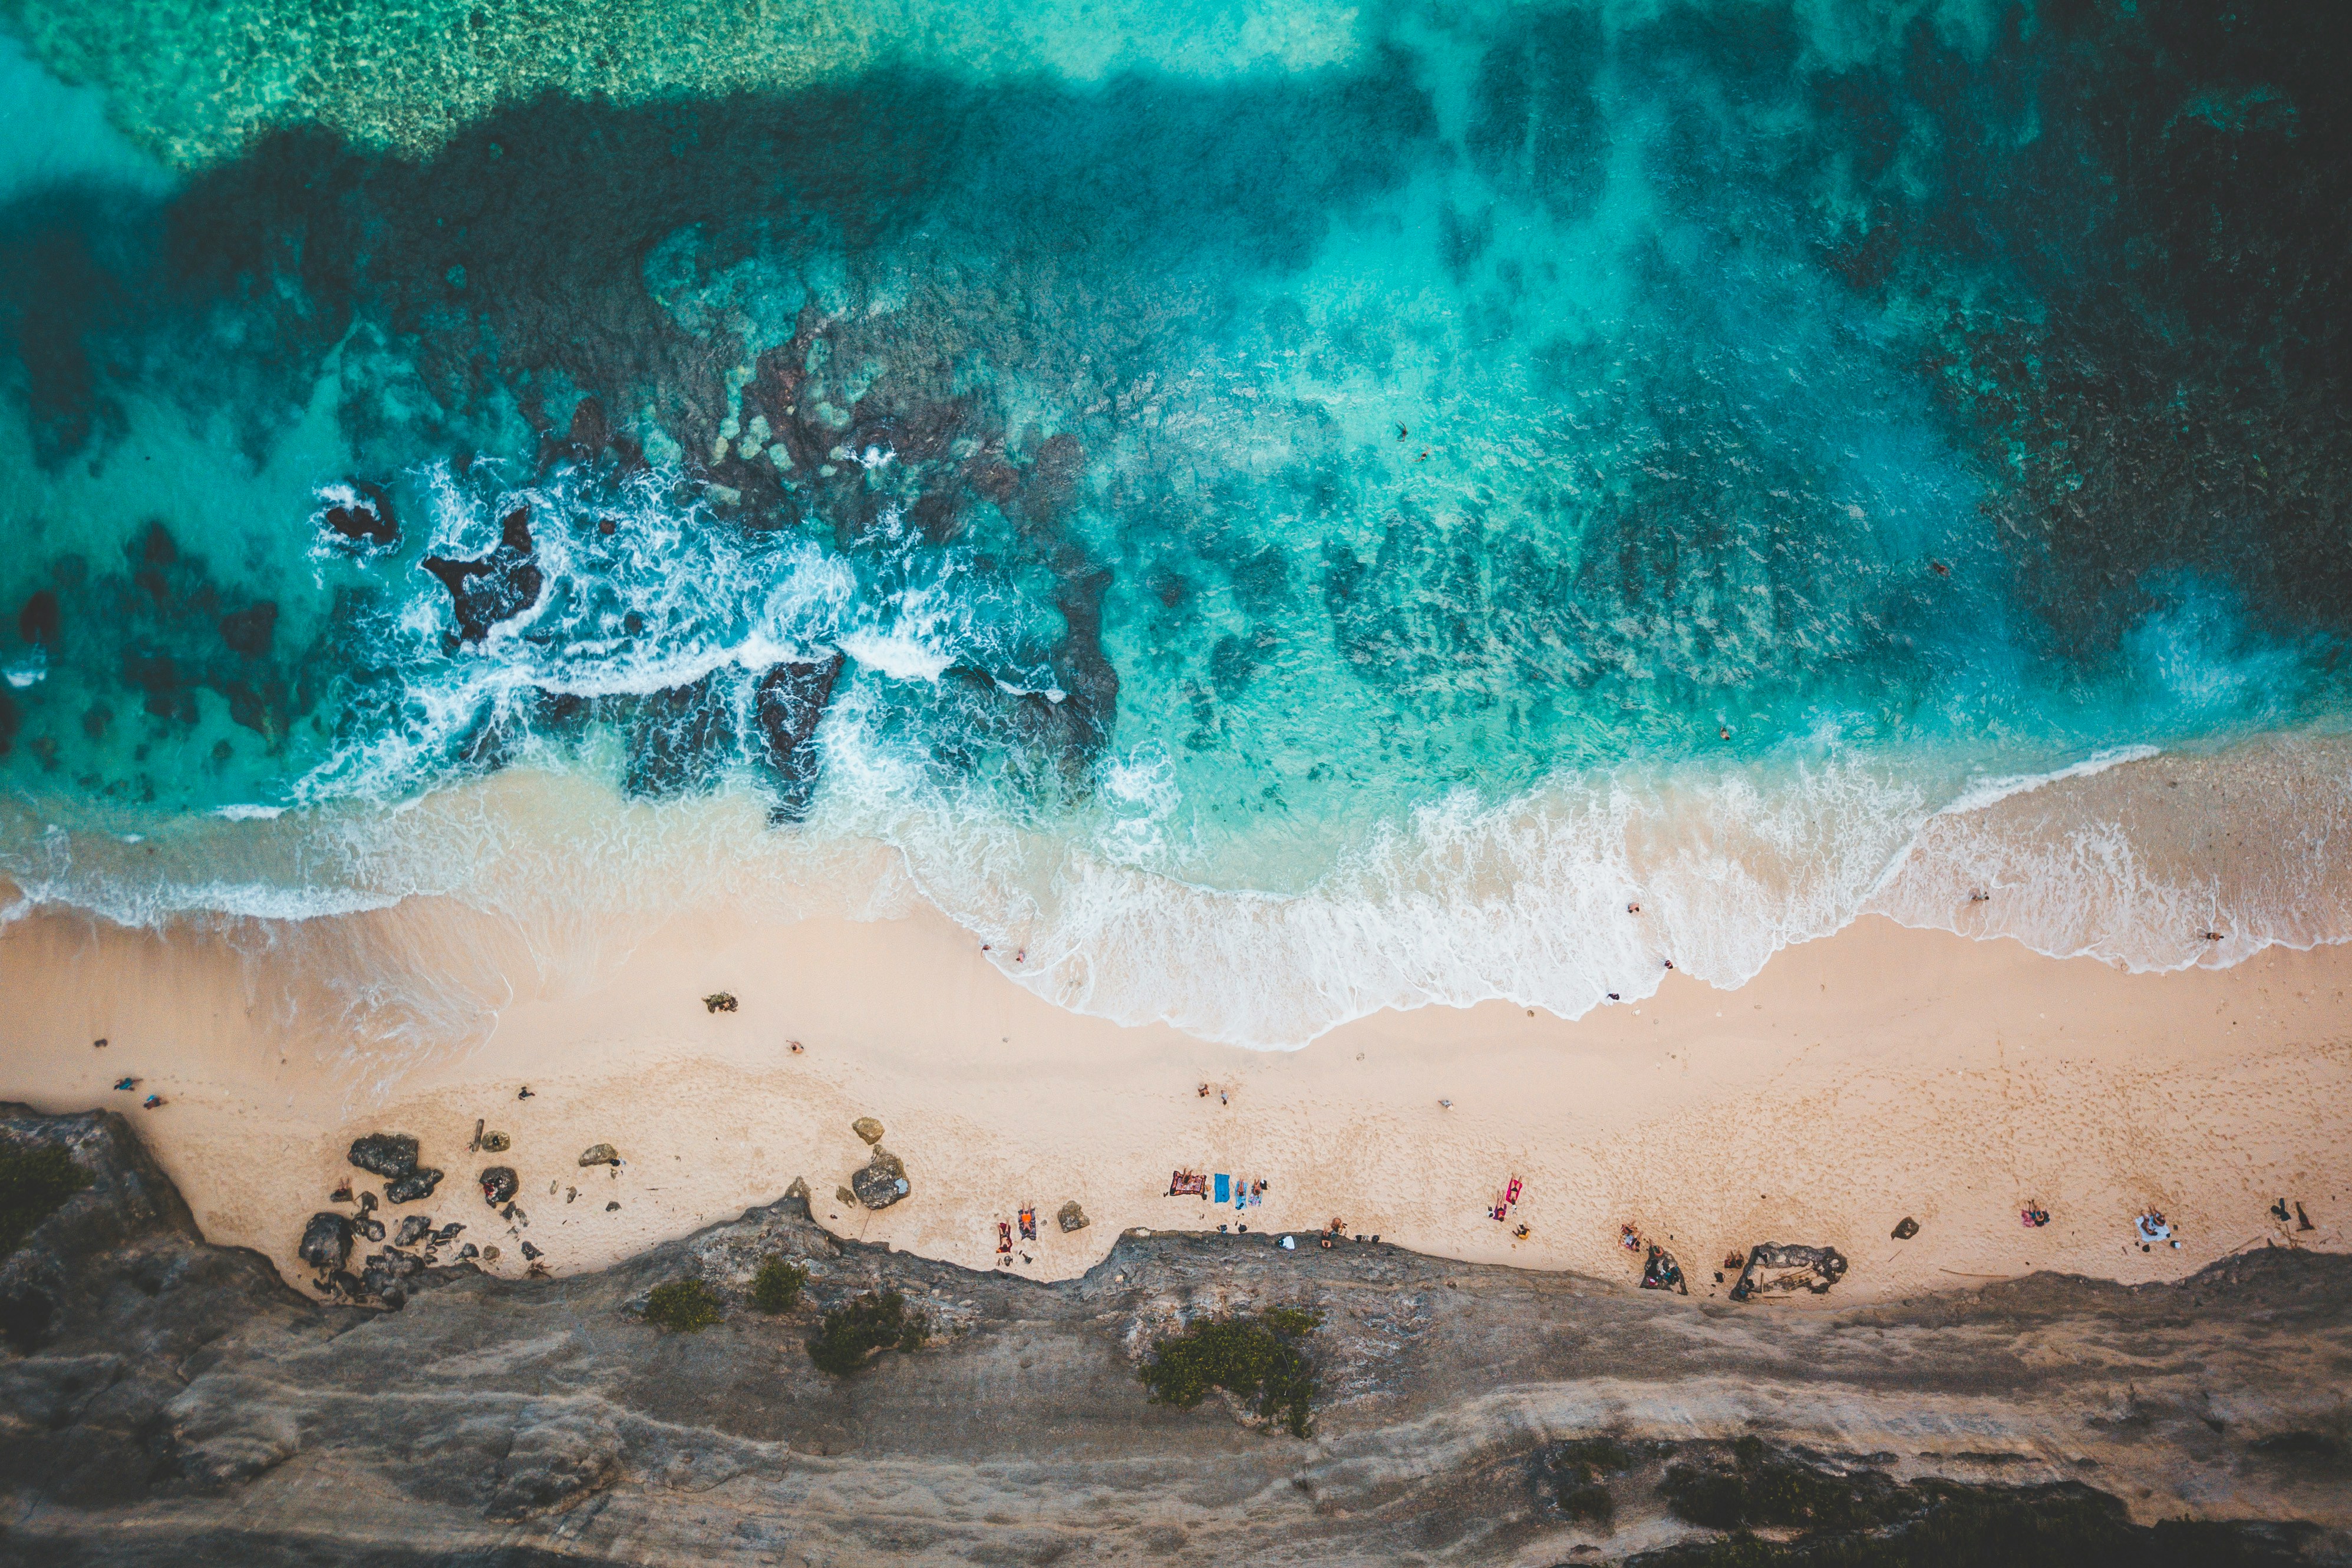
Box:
[642,1278,725,1332]
[0,1144,88,1258]
[752,1256,807,1313]
[807,1290,926,1375]
[1139,1308,1322,1438]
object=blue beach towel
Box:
[1214,1174,1231,1203]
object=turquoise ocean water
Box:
[2,1,2348,1043]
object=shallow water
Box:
[2,0,2348,1044]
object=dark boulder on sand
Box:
[393,1215,433,1248]
[348,1133,419,1179]
[296,1212,352,1272]
[383,1167,443,1205]
[850,1148,911,1211]
[1728,1243,1849,1302]
[479,1166,520,1206]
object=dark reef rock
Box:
[382,1167,443,1205]
[0,1102,2347,1563]
[477,1166,519,1206]
[318,483,398,547]
[392,1215,433,1248]
[754,652,846,821]
[18,587,60,646]
[295,1212,351,1272]
[421,506,543,643]
[346,1133,418,1179]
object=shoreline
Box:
[3,895,2344,1301]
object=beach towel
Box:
[1018,1206,1037,1241]
[1214,1174,1232,1204]
[1169,1170,1206,1197]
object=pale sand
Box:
[2,897,2346,1302]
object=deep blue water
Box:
[2,1,2348,1041]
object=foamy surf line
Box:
[1935,745,2164,818]
[6,735,2351,1051]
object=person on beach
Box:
[113,1077,138,1091]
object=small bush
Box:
[807,1290,926,1375]
[0,1144,88,1258]
[642,1278,725,1332]
[1139,1308,1321,1438]
[752,1256,807,1313]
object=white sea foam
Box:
[13,635,2351,1052]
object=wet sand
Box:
[2,892,2344,1300]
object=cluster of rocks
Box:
[296,1130,496,1306]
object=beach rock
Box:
[1057,1201,1090,1234]
[783,1177,811,1204]
[296,1213,352,1272]
[850,1117,884,1146]
[702,992,738,1014]
[1728,1243,1849,1302]
[357,1190,378,1214]
[578,1143,621,1167]
[520,1240,544,1261]
[480,1131,511,1153]
[327,1267,362,1299]
[457,1242,478,1259]
[850,1148,911,1211]
[479,1167,520,1207]
[383,1167,443,1205]
[392,1215,433,1248]
[835,1187,858,1207]
[355,1217,385,1243]
[1892,1216,1921,1240]
[434,1223,466,1244]
[347,1133,419,1179]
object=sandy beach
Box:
[4,888,2344,1302]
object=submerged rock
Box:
[850,1118,884,1146]
[383,1168,443,1205]
[479,1167,520,1207]
[850,1148,911,1211]
[578,1143,621,1167]
[347,1134,419,1179]
[297,1212,352,1272]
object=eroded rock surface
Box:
[2,1102,2347,1567]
